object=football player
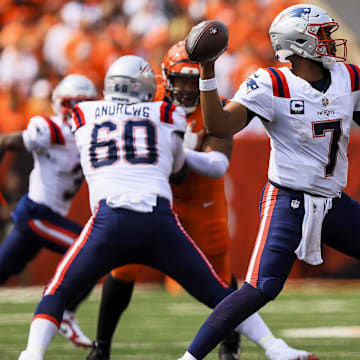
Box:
[87,42,315,360]
[0,74,98,348]
[17,54,228,360]
[179,4,359,360]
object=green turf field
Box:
[0,280,359,359]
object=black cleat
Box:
[86,341,110,360]
[218,331,241,360]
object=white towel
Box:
[295,193,333,265]
[106,193,157,213]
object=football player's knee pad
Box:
[258,277,284,300]
[111,264,142,282]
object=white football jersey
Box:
[232,62,360,197]
[22,115,82,216]
[72,100,187,212]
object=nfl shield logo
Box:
[291,199,300,209]
[321,98,329,107]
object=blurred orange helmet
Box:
[161,40,200,114]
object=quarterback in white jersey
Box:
[178,4,360,360]
[233,61,357,198]
[0,74,98,348]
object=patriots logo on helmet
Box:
[246,78,259,93]
[277,7,311,24]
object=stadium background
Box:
[0,0,359,286]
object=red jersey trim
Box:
[265,67,290,98]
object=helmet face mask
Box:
[162,41,200,115]
[269,4,347,68]
[104,55,156,104]
[52,74,98,121]
[307,21,346,61]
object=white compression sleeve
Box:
[184,149,229,178]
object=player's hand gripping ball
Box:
[185,20,229,63]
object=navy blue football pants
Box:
[0,194,94,311]
[35,198,233,325]
[246,181,360,299]
[186,181,360,359]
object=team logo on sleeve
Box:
[246,78,259,93]
[290,100,304,114]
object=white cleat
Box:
[18,351,43,360]
[59,311,92,348]
[265,338,319,360]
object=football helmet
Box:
[52,74,98,120]
[104,55,156,104]
[269,4,347,68]
[162,41,200,115]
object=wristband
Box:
[199,77,217,92]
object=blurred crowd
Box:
[0,0,300,231]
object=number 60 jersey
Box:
[233,62,360,198]
[71,100,187,213]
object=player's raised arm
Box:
[185,21,248,137]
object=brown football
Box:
[185,20,229,63]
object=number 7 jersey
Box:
[71,100,187,212]
[233,62,360,197]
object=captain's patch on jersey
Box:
[246,78,259,93]
[290,100,304,114]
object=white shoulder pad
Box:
[339,62,360,111]
[71,100,96,132]
[171,104,187,133]
[231,67,273,122]
[22,115,54,152]
[156,101,187,133]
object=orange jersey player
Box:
[153,42,233,286]
[171,105,232,285]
